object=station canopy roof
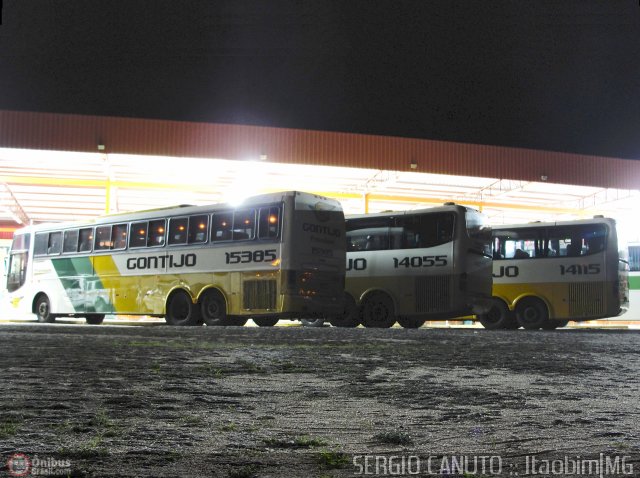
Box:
[1,146,639,242]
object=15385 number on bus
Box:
[225,249,277,264]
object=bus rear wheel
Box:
[329,294,360,328]
[542,319,569,330]
[253,317,279,327]
[165,290,200,326]
[478,299,517,330]
[515,297,549,330]
[200,290,228,326]
[35,295,56,323]
[361,292,396,328]
[397,316,425,329]
[85,314,105,325]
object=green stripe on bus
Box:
[629,275,640,291]
[51,257,113,313]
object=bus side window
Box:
[112,224,128,250]
[78,228,93,252]
[211,212,233,242]
[148,220,166,247]
[258,207,280,239]
[188,215,208,244]
[169,217,188,245]
[48,231,62,255]
[130,222,148,248]
[34,233,48,256]
[233,209,255,241]
[94,226,112,251]
[63,230,79,253]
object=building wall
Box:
[1,109,639,190]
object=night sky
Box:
[1,1,639,159]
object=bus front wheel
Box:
[515,297,549,330]
[361,292,396,328]
[85,315,105,325]
[165,290,200,326]
[35,295,56,323]
[478,300,517,330]
[253,317,279,327]
[542,319,569,330]
[397,316,425,329]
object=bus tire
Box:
[515,297,549,330]
[361,292,396,328]
[165,290,200,326]
[329,294,360,328]
[200,289,228,326]
[85,314,105,325]
[478,299,516,330]
[300,318,325,327]
[225,316,249,326]
[253,317,279,327]
[397,316,425,329]
[542,319,569,330]
[35,294,56,323]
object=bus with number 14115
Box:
[477,216,629,330]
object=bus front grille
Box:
[415,276,451,313]
[243,280,277,310]
[568,282,605,318]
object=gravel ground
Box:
[1,322,639,477]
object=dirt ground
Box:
[1,322,639,478]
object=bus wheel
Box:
[225,316,249,326]
[329,294,360,328]
[200,290,228,326]
[165,290,200,326]
[253,317,279,327]
[515,297,549,330]
[478,300,516,330]
[35,295,56,323]
[397,316,425,329]
[361,292,396,328]
[301,318,325,327]
[85,315,105,325]
[542,319,569,330]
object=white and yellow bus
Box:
[626,243,640,321]
[327,203,493,328]
[5,191,346,326]
[478,217,629,330]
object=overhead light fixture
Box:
[260,153,268,161]
[410,160,417,170]
[540,174,548,181]
[97,144,105,151]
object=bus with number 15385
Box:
[5,191,346,326]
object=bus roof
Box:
[346,203,478,221]
[12,190,338,235]
[492,216,617,231]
